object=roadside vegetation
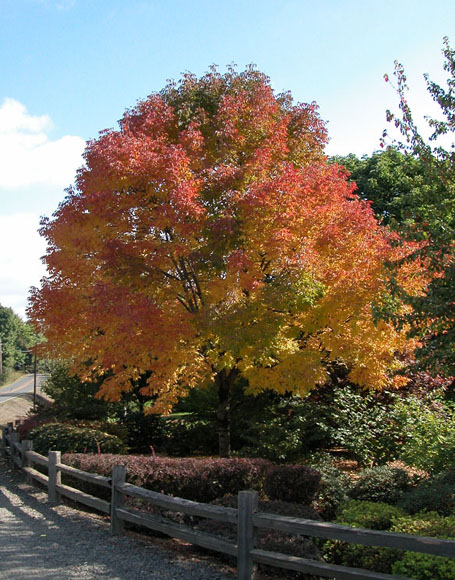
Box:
[0,304,39,386]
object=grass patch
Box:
[0,370,27,388]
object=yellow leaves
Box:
[243,347,328,396]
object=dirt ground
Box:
[0,391,50,430]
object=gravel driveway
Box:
[0,458,235,579]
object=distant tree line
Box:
[0,304,36,383]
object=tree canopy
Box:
[29,67,426,456]
[331,147,431,229]
[380,37,455,375]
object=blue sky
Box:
[1,0,454,317]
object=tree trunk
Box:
[215,368,239,458]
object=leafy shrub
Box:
[393,553,455,580]
[395,395,455,474]
[323,500,405,574]
[63,454,272,502]
[323,385,405,466]
[436,468,455,485]
[264,464,321,504]
[323,542,400,575]
[119,412,166,454]
[391,510,455,537]
[311,464,354,520]
[336,500,406,530]
[161,416,218,456]
[239,413,309,463]
[29,423,127,455]
[325,504,455,578]
[351,465,415,504]
[41,362,111,420]
[398,476,455,516]
[68,419,128,441]
[237,394,333,463]
[391,512,455,579]
[17,414,53,441]
[239,382,407,466]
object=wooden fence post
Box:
[23,440,33,482]
[9,433,19,470]
[237,490,258,580]
[110,464,126,536]
[48,451,61,504]
[1,427,7,458]
[5,423,13,463]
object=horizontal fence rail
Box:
[2,422,455,580]
[253,512,455,558]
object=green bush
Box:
[41,362,112,420]
[398,476,455,516]
[324,385,404,467]
[393,553,455,580]
[324,503,455,579]
[240,383,406,466]
[120,412,166,454]
[239,413,309,463]
[350,465,415,504]
[161,416,218,456]
[29,422,127,455]
[395,396,455,474]
[323,542,400,575]
[323,500,405,574]
[264,464,321,504]
[336,500,406,530]
[391,512,455,579]
[311,464,354,520]
[69,420,128,441]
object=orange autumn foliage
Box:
[29,67,427,414]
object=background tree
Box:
[0,304,35,383]
[30,67,425,456]
[381,37,455,375]
[331,147,431,228]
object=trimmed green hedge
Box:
[29,423,127,455]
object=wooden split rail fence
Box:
[2,421,455,580]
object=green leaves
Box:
[0,304,36,381]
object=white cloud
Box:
[0,213,47,319]
[0,99,85,317]
[0,98,85,189]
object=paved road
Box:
[0,374,48,406]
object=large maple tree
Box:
[30,67,425,456]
